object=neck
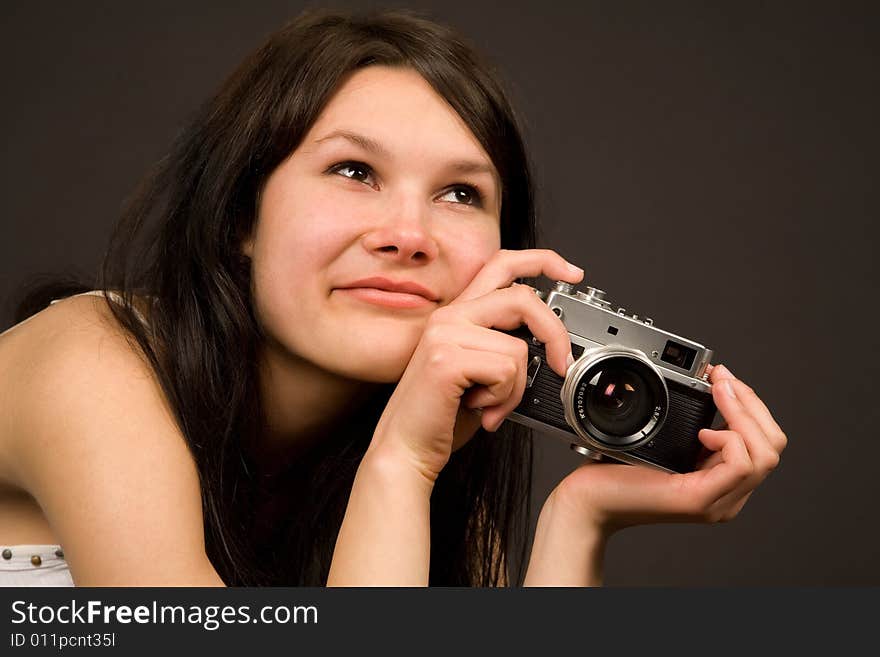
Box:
[249,335,381,475]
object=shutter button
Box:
[31,555,42,567]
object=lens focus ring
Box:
[561,346,669,450]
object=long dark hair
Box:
[12,8,539,586]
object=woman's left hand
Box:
[547,363,788,537]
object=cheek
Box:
[443,228,501,297]
[255,190,359,284]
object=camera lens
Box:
[570,355,666,447]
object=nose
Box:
[361,192,439,264]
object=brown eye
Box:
[439,185,483,207]
[329,161,374,185]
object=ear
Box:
[241,236,254,258]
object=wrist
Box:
[328,441,433,586]
[550,473,619,539]
[361,441,438,495]
[523,489,608,587]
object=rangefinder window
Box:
[661,340,696,370]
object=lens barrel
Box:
[562,347,668,449]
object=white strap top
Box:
[0,545,73,587]
[1,289,146,341]
[48,289,149,326]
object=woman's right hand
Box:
[368,248,585,484]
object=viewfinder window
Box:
[661,340,696,370]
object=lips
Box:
[334,276,439,310]
[336,276,438,302]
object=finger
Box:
[704,368,782,521]
[429,321,530,364]
[475,355,528,433]
[447,284,572,376]
[461,371,520,413]
[729,378,787,457]
[425,322,529,420]
[696,445,724,471]
[448,348,522,433]
[724,490,753,520]
[711,365,787,454]
[698,415,774,517]
[709,370,780,474]
[455,248,584,302]
[709,487,756,524]
[452,405,484,452]
[684,429,754,508]
[698,428,763,515]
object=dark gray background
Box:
[2,1,877,585]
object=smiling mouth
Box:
[335,287,436,309]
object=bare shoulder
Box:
[0,293,161,476]
[0,294,225,585]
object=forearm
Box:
[326,445,434,586]
[523,491,607,587]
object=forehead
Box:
[304,66,497,179]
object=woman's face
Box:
[244,65,502,382]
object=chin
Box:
[337,320,425,373]
[315,355,405,383]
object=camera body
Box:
[504,281,717,473]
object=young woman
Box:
[0,9,786,586]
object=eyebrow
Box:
[314,129,499,181]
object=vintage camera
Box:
[503,280,718,473]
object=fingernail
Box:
[723,380,736,399]
[567,262,584,275]
[566,352,575,369]
[716,364,735,379]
